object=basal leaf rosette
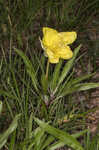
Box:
[40,27,77,63]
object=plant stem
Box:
[46,59,49,79]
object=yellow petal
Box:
[57,46,73,59]
[49,57,59,63]
[58,32,77,45]
[42,27,60,48]
[43,27,58,35]
[46,48,54,58]
[46,48,59,63]
[39,37,46,50]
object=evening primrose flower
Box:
[40,27,77,63]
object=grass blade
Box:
[70,72,95,86]
[14,48,38,92]
[48,129,88,150]
[0,101,3,115]
[57,45,82,87]
[51,60,62,90]
[0,114,21,149]
[62,83,99,96]
[47,140,65,150]
[62,72,95,91]
[76,83,99,91]
[41,135,55,150]
[34,117,84,150]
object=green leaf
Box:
[14,48,38,92]
[28,113,33,138]
[72,129,88,138]
[76,83,99,91]
[34,117,84,150]
[35,55,45,75]
[33,127,45,150]
[26,113,34,139]
[47,129,88,150]
[58,70,74,95]
[0,101,3,115]
[62,83,99,96]
[58,45,81,87]
[36,134,47,150]
[41,135,55,150]
[0,139,7,150]
[69,72,95,86]
[61,72,95,93]
[0,90,18,100]
[47,140,65,150]
[41,74,48,94]
[51,60,62,90]
[9,130,16,150]
[0,114,21,149]
[10,68,21,98]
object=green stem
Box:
[46,59,49,79]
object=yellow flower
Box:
[40,27,77,63]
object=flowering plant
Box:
[15,27,99,109]
[13,27,99,150]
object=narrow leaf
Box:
[0,114,21,149]
[41,74,48,94]
[61,73,95,94]
[14,48,38,92]
[28,113,33,138]
[69,73,95,86]
[0,101,3,115]
[34,127,45,149]
[62,83,99,96]
[10,68,20,98]
[41,135,55,150]
[58,45,81,87]
[34,117,84,150]
[51,60,62,90]
[77,83,99,91]
[47,129,88,150]
[72,129,88,138]
[47,140,65,150]
[48,129,88,150]
[0,90,18,100]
